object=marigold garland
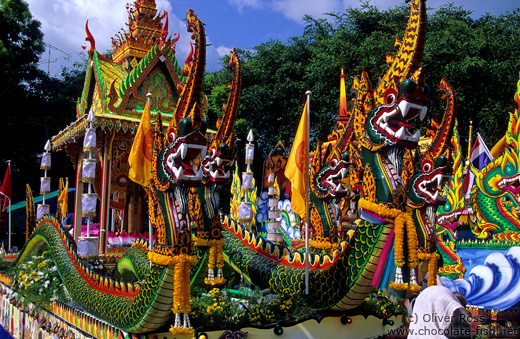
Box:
[389,282,422,292]
[418,252,440,287]
[309,237,340,250]
[169,324,193,335]
[204,277,227,286]
[359,198,420,291]
[208,243,224,269]
[147,251,198,266]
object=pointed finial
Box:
[44,140,52,152]
[87,109,95,123]
[247,129,254,143]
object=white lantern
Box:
[245,129,254,165]
[267,173,275,184]
[268,198,278,208]
[245,143,254,165]
[242,172,254,190]
[268,209,280,219]
[267,220,281,231]
[83,128,96,152]
[238,202,253,224]
[82,159,97,182]
[82,193,97,218]
[268,186,277,196]
[267,232,284,243]
[36,204,49,219]
[40,153,51,170]
[40,177,51,194]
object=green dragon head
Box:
[149,9,208,254]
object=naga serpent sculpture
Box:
[8,9,209,335]
[222,0,429,309]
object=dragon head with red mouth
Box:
[312,146,352,200]
[407,153,453,208]
[159,118,208,186]
[201,48,241,185]
[367,79,429,148]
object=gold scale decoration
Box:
[358,198,421,292]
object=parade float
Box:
[1,0,520,338]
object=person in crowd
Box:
[408,285,472,339]
[62,213,90,231]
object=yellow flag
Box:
[57,178,68,218]
[284,99,309,218]
[128,101,153,187]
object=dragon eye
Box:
[168,129,176,143]
[422,161,433,173]
[384,88,398,105]
[330,159,338,167]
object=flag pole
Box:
[146,92,153,252]
[305,91,311,295]
[7,160,11,251]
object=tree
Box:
[0,0,46,201]
[424,5,520,150]
[0,0,80,202]
[204,3,520,161]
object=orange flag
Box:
[284,98,309,218]
[128,101,153,187]
[57,178,69,219]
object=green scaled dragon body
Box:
[222,0,430,308]
[470,97,520,241]
[8,9,210,334]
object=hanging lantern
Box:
[82,193,97,218]
[40,177,51,195]
[238,202,253,224]
[268,186,277,196]
[267,220,280,231]
[82,159,97,183]
[245,130,254,165]
[36,204,49,219]
[268,209,280,219]
[242,172,254,191]
[268,198,278,208]
[40,152,51,170]
[83,128,97,152]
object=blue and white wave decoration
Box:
[441,247,520,311]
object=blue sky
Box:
[26,0,519,75]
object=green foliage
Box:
[10,250,71,308]
[424,5,520,150]
[355,289,406,319]
[203,4,520,161]
[189,287,311,329]
[0,0,80,208]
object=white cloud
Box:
[216,46,234,58]
[227,0,263,13]
[24,0,225,73]
[270,0,344,22]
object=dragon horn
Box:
[429,78,456,158]
[374,0,426,104]
[85,20,96,53]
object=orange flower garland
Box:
[358,198,420,291]
[194,238,227,286]
[147,251,197,335]
[418,252,440,287]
